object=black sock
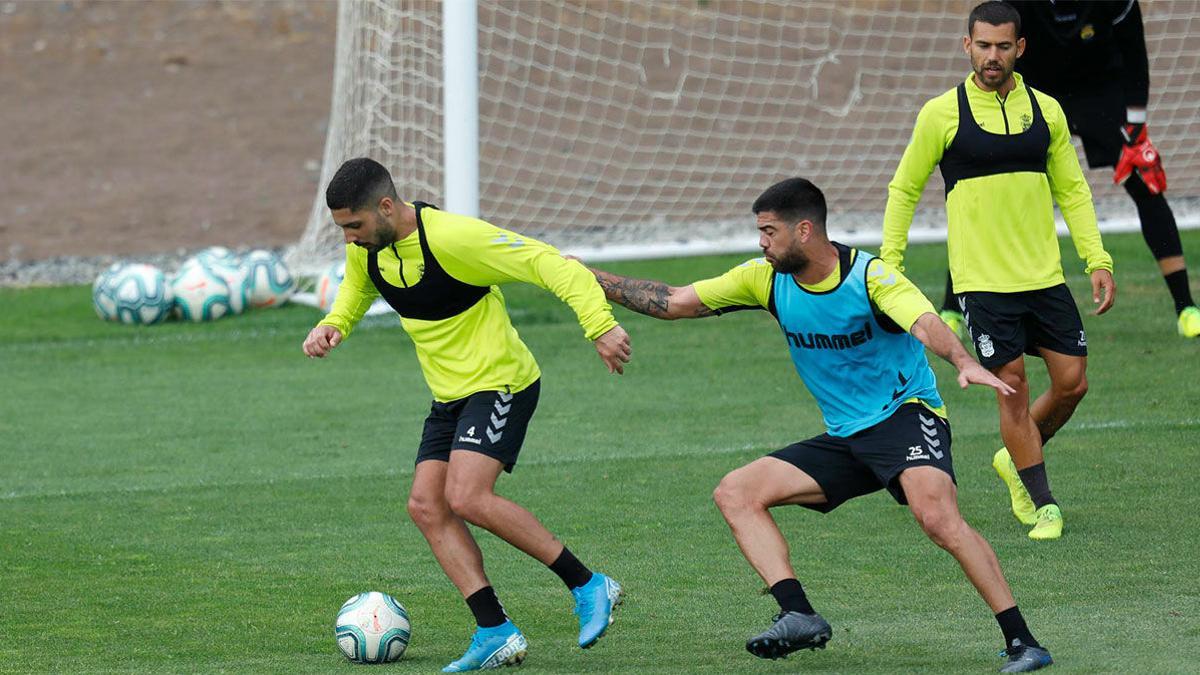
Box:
[548,546,593,590]
[465,586,507,628]
[1016,463,1056,509]
[769,578,815,615]
[942,273,959,313]
[995,606,1040,650]
[1164,270,1196,314]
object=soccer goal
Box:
[290,0,1200,273]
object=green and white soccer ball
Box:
[335,592,411,664]
[92,263,174,325]
[185,247,249,315]
[316,261,346,312]
[171,259,234,322]
[242,249,295,308]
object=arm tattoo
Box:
[592,269,673,318]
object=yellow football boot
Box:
[1028,504,1063,541]
[939,309,966,340]
[1178,306,1200,338]
[992,448,1038,526]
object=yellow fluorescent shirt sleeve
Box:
[1042,98,1114,275]
[316,245,379,338]
[692,257,774,312]
[427,215,619,341]
[866,258,937,332]
[881,96,953,271]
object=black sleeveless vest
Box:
[366,202,490,321]
[939,82,1051,196]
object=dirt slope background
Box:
[0,0,336,283]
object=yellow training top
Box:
[882,72,1112,293]
[318,205,618,402]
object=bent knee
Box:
[713,476,756,513]
[1048,374,1088,404]
[1066,375,1088,401]
[912,506,966,547]
[444,485,489,521]
[407,492,450,526]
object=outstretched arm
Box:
[909,312,1014,396]
[590,268,714,320]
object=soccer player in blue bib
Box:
[588,178,1052,672]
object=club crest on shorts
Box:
[977,333,995,358]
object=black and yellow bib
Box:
[366,202,490,320]
[939,83,1050,196]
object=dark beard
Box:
[974,61,1011,87]
[373,213,398,248]
[769,249,809,275]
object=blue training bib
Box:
[770,245,943,436]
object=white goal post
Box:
[290,0,1200,273]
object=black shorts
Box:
[415,380,540,473]
[769,403,955,513]
[958,284,1088,369]
[1057,84,1125,169]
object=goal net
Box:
[291,0,1200,272]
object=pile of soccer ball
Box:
[91,247,296,325]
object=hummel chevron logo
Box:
[498,391,514,403]
[490,413,507,429]
[918,414,944,459]
[491,233,525,248]
[494,400,512,415]
[867,263,896,286]
[486,427,503,443]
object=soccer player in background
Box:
[302,158,629,672]
[937,0,1199,339]
[881,1,1116,541]
[587,178,1052,673]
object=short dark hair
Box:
[325,157,399,211]
[751,178,827,230]
[968,1,1020,37]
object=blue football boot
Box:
[571,573,623,648]
[442,620,528,672]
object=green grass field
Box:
[2,231,1198,673]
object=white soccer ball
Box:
[92,263,174,325]
[193,246,240,268]
[184,248,248,315]
[316,261,346,312]
[242,249,295,308]
[335,592,411,664]
[171,260,234,322]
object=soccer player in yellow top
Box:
[302,158,630,671]
[588,178,1052,673]
[937,0,1200,338]
[881,1,1116,541]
